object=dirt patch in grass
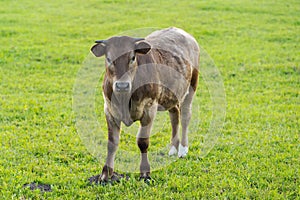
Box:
[23,182,52,192]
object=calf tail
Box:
[190,68,198,92]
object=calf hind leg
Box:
[168,106,180,156]
[179,86,195,158]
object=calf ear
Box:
[135,41,151,54]
[91,43,106,57]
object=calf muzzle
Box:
[114,81,131,92]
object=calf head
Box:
[91,36,151,93]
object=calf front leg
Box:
[137,136,150,179]
[100,111,121,182]
[137,104,157,181]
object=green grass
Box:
[1,0,299,199]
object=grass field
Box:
[1,0,299,199]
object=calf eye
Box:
[105,57,115,73]
[130,55,136,64]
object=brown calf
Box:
[91,27,199,182]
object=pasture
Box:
[0,0,299,199]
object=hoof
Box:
[178,144,188,158]
[168,145,177,156]
[88,172,129,185]
[139,175,153,184]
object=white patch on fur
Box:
[168,145,177,156]
[178,144,188,158]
